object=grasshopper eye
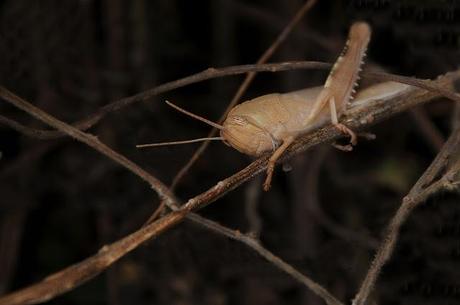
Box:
[231,116,248,126]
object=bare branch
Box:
[187,213,344,305]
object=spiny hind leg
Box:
[263,136,295,191]
[303,88,332,127]
[329,97,357,147]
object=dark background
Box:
[1,0,460,304]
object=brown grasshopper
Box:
[138,22,406,190]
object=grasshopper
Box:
[139,22,409,190]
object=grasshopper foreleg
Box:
[263,136,295,191]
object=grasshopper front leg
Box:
[262,90,356,190]
[263,136,295,191]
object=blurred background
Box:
[1,0,460,304]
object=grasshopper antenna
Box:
[165,100,224,130]
[137,100,225,149]
[137,137,224,148]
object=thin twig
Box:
[186,213,344,305]
[0,68,459,305]
[0,115,52,139]
[352,128,460,305]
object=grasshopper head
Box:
[221,115,276,156]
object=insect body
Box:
[222,21,371,190]
[221,87,325,156]
[139,22,374,190]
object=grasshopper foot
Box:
[332,143,353,151]
[334,123,357,146]
[332,127,376,151]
